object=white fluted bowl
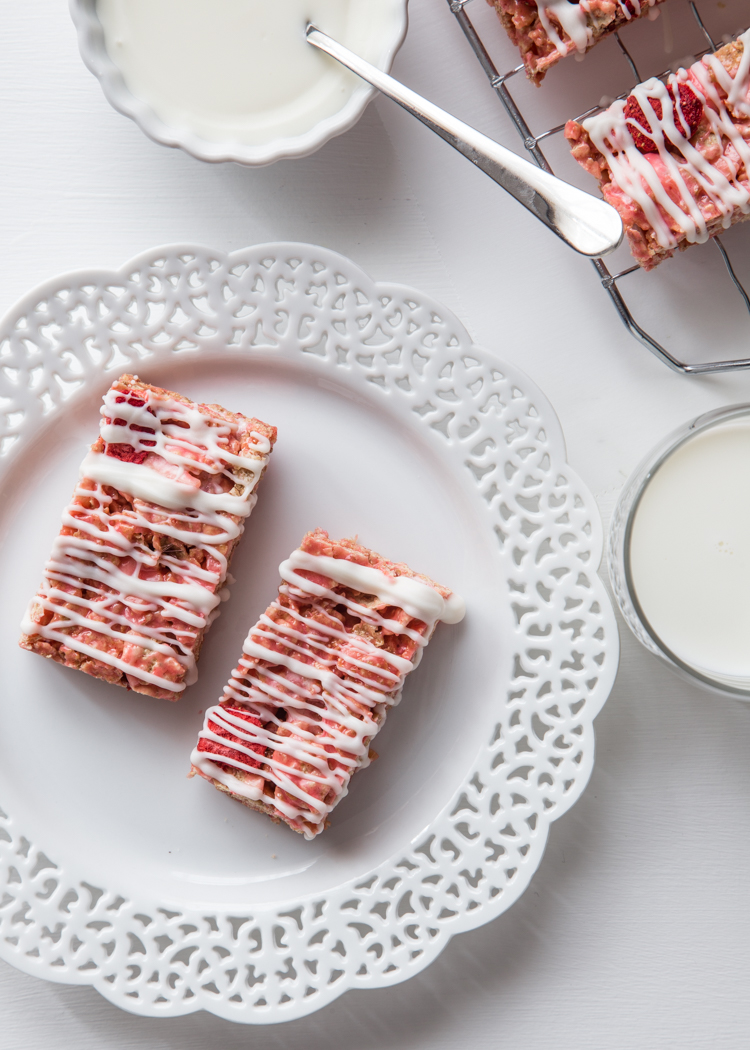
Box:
[69,0,409,165]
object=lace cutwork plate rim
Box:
[0,242,619,1022]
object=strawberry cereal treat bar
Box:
[488,0,664,85]
[190,529,465,839]
[565,31,750,269]
[20,374,276,700]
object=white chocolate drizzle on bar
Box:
[533,0,657,59]
[279,549,466,626]
[79,451,258,518]
[21,381,272,694]
[191,547,465,837]
[582,29,750,250]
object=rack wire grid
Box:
[447,0,750,374]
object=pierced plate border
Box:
[0,242,618,1023]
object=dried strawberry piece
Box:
[624,83,703,153]
[197,707,266,770]
[673,84,703,134]
[105,443,148,464]
[129,424,156,434]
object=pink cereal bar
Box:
[190,528,465,839]
[565,31,750,270]
[20,374,276,700]
[488,0,665,86]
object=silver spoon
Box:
[306,25,623,259]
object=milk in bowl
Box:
[92,0,407,155]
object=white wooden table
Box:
[2,1,750,1045]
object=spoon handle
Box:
[306,25,623,258]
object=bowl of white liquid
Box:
[610,404,750,698]
[70,0,408,165]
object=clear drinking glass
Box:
[608,403,750,699]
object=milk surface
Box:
[629,419,750,678]
[96,0,397,144]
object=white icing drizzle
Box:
[79,451,257,518]
[279,549,466,626]
[21,380,272,695]
[581,30,750,250]
[533,0,655,60]
[191,545,465,838]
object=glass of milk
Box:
[609,404,750,697]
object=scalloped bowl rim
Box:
[69,0,410,166]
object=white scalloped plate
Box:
[69,0,409,165]
[0,243,618,1023]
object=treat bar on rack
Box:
[487,0,665,85]
[20,374,276,700]
[190,529,465,839]
[565,30,750,270]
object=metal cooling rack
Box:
[447,0,750,374]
